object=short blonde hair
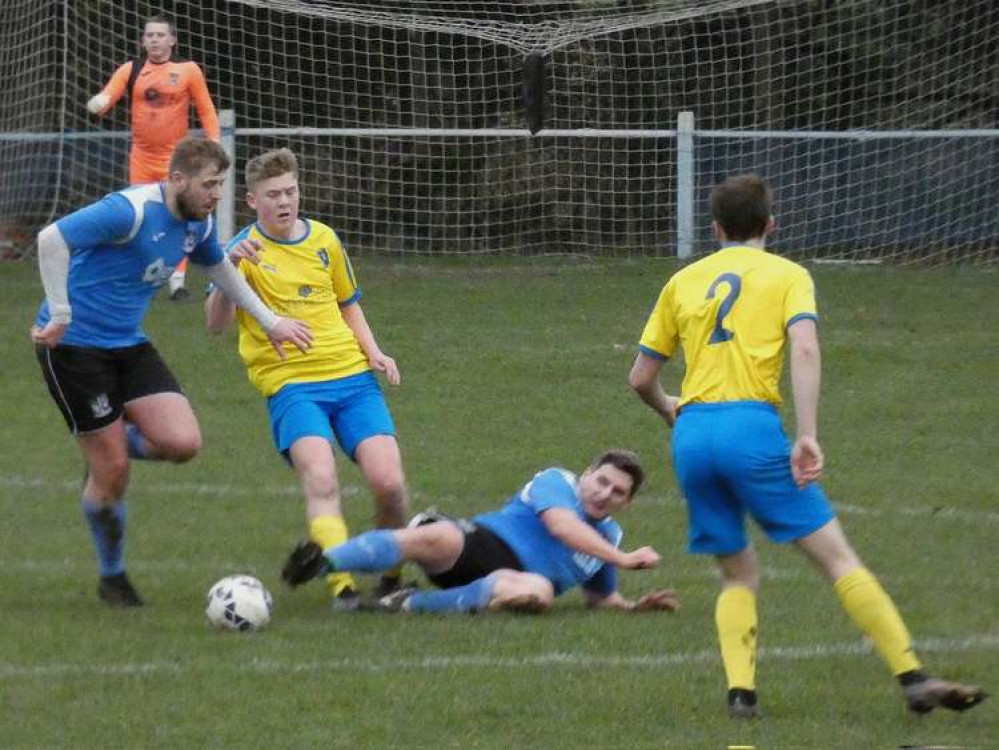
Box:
[245,148,299,191]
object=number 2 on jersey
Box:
[706,272,741,344]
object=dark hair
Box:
[589,449,644,496]
[144,14,177,36]
[169,136,230,177]
[709,173,772,241]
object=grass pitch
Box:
[0,257,996,749]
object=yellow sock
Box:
[308,516,356,597]
[834,567,921,675]
[715,585,758,691]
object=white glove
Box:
[86,93,110,115]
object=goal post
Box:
[2,0,997,264]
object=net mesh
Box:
[1,0,996,263]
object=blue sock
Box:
[125,423,151,460]
[407,573,499,614]
[328,530,402,573]
[81,497,128,577]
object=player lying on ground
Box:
[31,136,311,607]
[205,147,409,608]
[282,449,680,615]
[629,172,987,717]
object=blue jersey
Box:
[475,468,623,596]
[35,184,224,348]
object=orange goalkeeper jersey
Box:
[97,58,220,183]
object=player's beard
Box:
[176,187,214,221]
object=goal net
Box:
[2,0,996,264]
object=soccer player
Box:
[204,147,409,609]
[281,450,680,616]
[31,136,312,607]
[87,14,220,300]
[628,173,987,717]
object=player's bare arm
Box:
[341,302,400,385]
[540,507,660,569]
[788,318,824,488]
[628,352,678,427]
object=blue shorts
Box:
[266,372,396,461]
[671,401,835,555]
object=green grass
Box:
[0,257,996,749]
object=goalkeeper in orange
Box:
[87,14,219,301]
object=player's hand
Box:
[665,395,680,427]
[618,546,661,570]
[791,435,824,488]
[633,588,681,613]
[369,352,400,386]
[267,317,312,360]
[228,238,262,267]
[30,321,68,348]
[86,93,109,115]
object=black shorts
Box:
[35,342,183,434]
[428,521,524,589]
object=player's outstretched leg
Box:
[797,520,987,714]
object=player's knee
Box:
[161,432,202,463]
[490,571,554,614]
[301,464,339,503]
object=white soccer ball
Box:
[205,575,273,632]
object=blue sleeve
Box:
[582,519,623,596]
[190,219,224,267]
[521,468,577,514]
[582,563,618,597]
[55,193,136,250]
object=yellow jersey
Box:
[229,220,370,396]
[639,246,817,406]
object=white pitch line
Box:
[4,475,997,526]
[0,633,996,680]
[836,501,999,525]
[639,493,999,526]
[0,475,361,500]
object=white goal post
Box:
[1,0,997,264]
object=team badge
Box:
[90,394,112,419]
[169,72,180,86]
[317,249,330,268]
[298,285,312,298]
[182,232,197,255]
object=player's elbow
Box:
[791,338,820,363]
[628,368,653,395]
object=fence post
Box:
[676,110,694,259]
[219,109,236,243]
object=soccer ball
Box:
[205,575,273,632]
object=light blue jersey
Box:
[35,184,224,348]
[475,468,623,596]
